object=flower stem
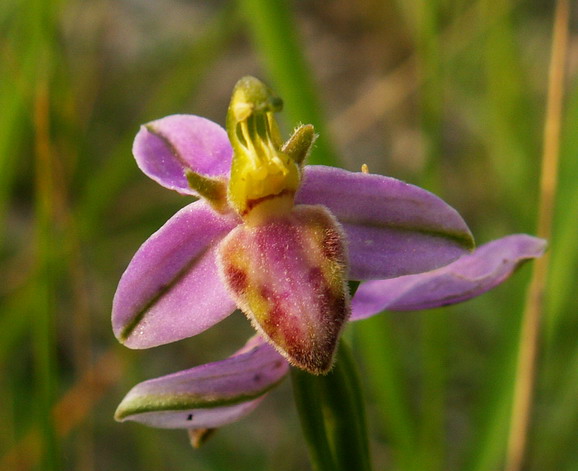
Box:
[291,368,338,471]
[291,341,373,471]
[320,342,373,471]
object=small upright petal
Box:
[350,234,547,319]
[115,337,289,429]
[133,115,232,195]
[112,201,239,348]
[297,166,475,280]
[217,205,350,374]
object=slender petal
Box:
[217,205,350,375]
[115,337,289,429]
[350,234,547,319]
[133,114,232,195]
[296,166,475,280]
[112,200,239,348]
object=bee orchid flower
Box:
[112,77,545,437]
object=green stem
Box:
[319,342,373,471]
[291,368,338,471]
[291,340,373,471]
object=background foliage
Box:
[1,0,577,470]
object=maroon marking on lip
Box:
[259,284,304,356]
[308,267,347,323]
[242,189,295,216]
[322,228,345,262]
[308,267,324,290]
[259,285,274,301]
[225,265,248,294]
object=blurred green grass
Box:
[1,0,576,470]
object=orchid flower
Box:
[112,77,545,438]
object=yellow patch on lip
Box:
[242,191,295,226]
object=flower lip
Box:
[217,204,350,375]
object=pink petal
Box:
[112,201,239,348]
[296,166,475,280]
[217,205,350,375]
[350,234,547,319]
[133,115,232,195]
[115,337,289,429]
